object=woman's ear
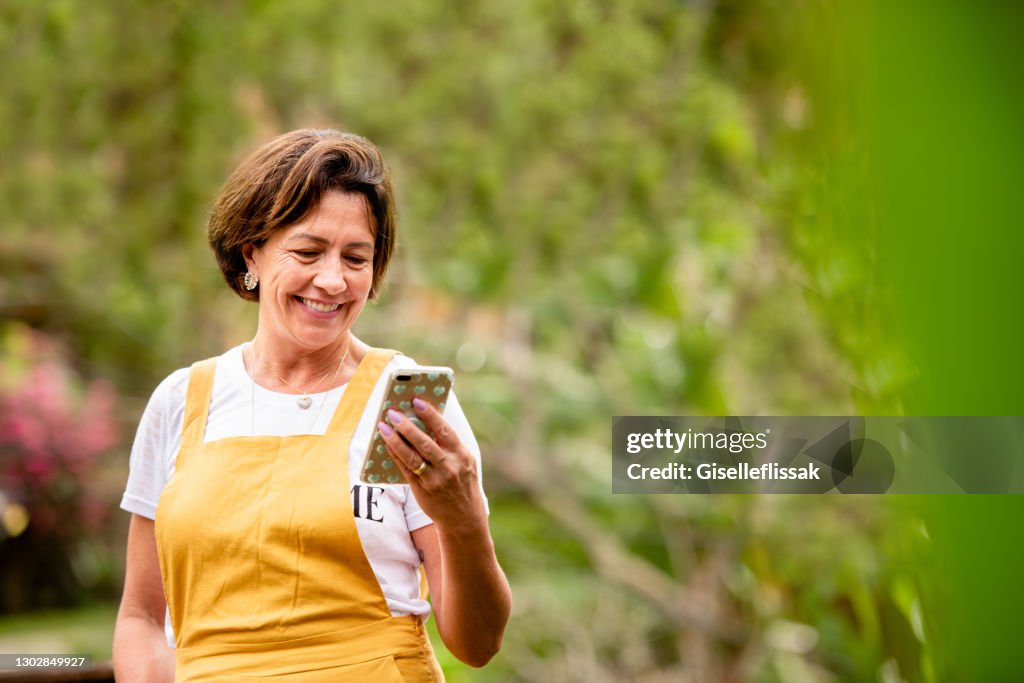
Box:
[242,243,258,274]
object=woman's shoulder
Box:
[388,352,418,368]
[148,345,245,409]
[379,347,455,370]
[148,366,190,409]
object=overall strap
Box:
[180,358,217,451]
[326,348,396,438]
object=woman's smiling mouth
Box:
[296,296,341,313]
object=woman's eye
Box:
[346,256,369,265]
[295,250,319,259]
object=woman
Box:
[113,129,512,681]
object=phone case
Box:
[359,366,454,485]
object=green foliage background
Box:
[3,1,1019,681]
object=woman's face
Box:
[244,190,375,357]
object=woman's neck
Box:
[245,332,363,393]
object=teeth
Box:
[300,297,340,313]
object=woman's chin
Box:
[290,325,354,352]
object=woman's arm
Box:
[113,514,175,682]
[412,516,510,667]
[380,400,512,667]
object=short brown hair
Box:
[208,128,397,301]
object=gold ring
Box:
[413,460,430,476]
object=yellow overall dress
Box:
[155,349,444,682]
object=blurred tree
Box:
[0,1,929,681]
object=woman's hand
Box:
[377,398,487,529]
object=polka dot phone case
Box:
[359,366,454,485]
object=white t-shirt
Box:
[120,344,485,646]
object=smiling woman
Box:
[112,129,511,682]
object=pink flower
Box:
[0,325,121,539]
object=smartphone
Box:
[359,366,454,485]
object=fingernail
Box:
[412,398,427,412]
[378,421,394,437]
[387,409,405,424]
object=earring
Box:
[244,271,259,290]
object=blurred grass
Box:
[0,603,117,660]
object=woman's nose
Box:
[313,261,348,293]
